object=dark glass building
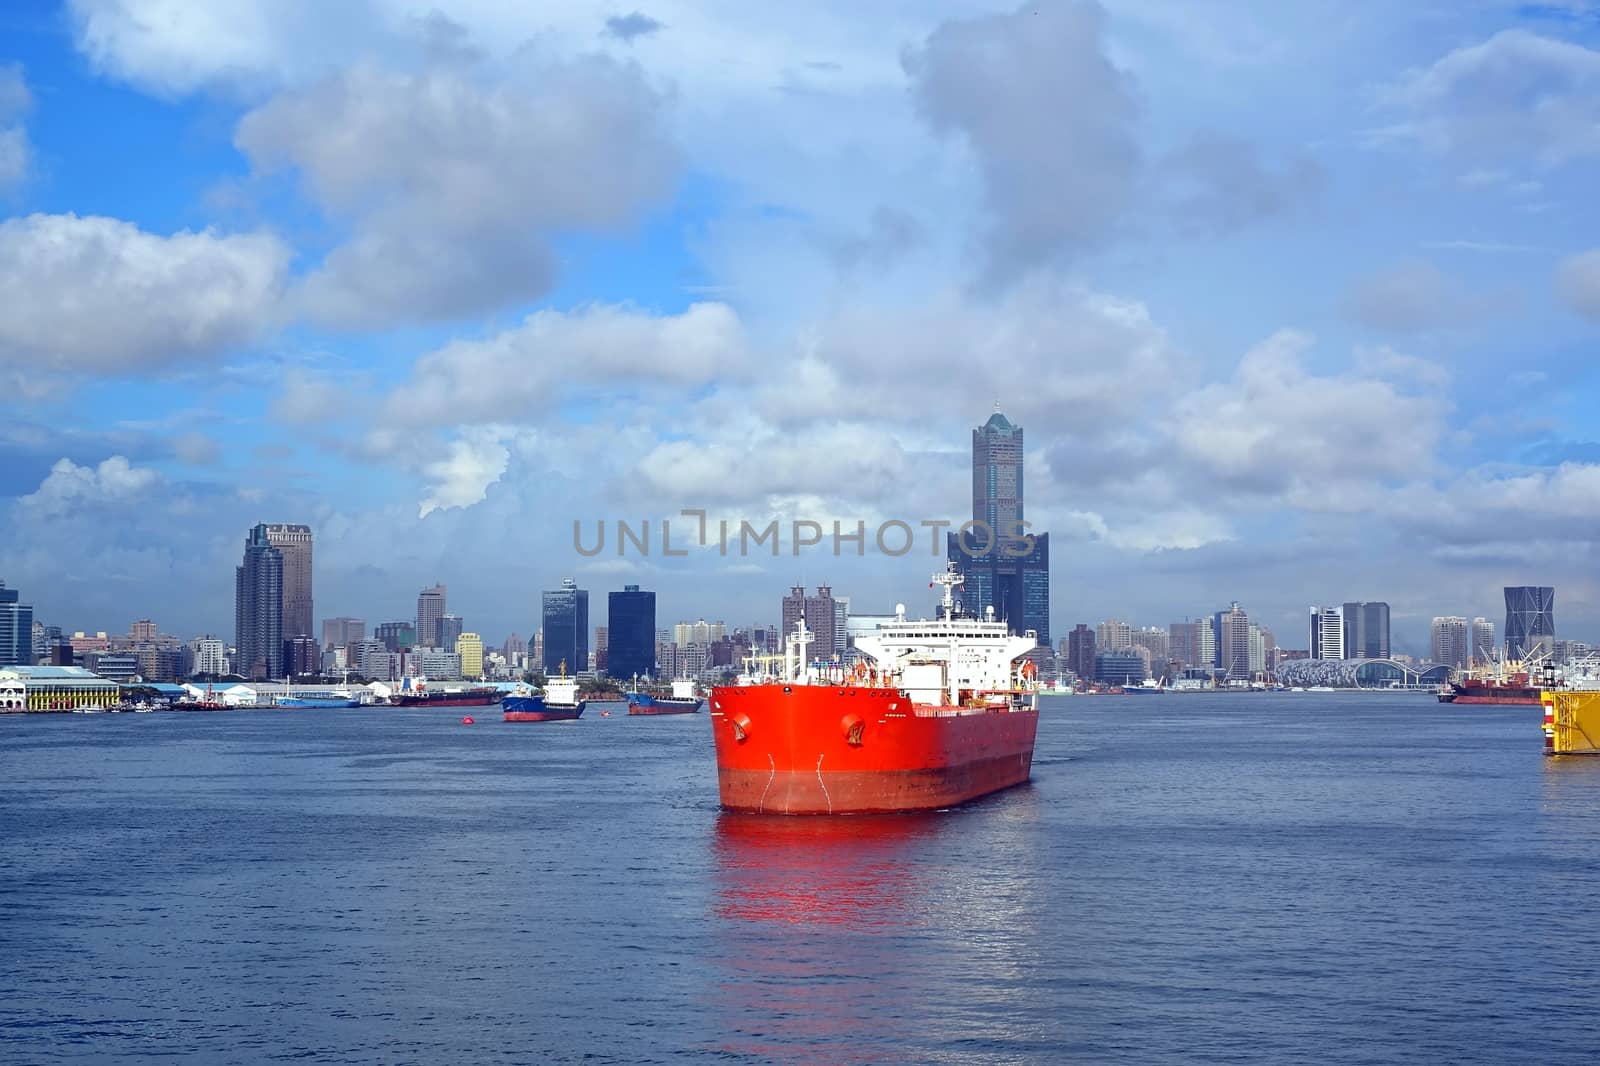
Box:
[376,622,416,653]
[1504,586,1555,660]
[0,580,34,667]
[1094,650,1147,685]
[948,407,1050,646]
[608,585,657,680]
[235,523,284,681]
[1341,601,1391,659]
[543,578,590,674]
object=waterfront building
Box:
[92,654,140,683]
[413,647,461,679]
[322,617,365,651]
[351,638,391,680]
[376,622,416,653]
[1309,606,1344,661]
[1504,586,1555,661]
[542,578,589,675]
[1066,624,1095,681]
[0,666,120,711]
[262,524,314,639]
[1094,650,1147,685]
[947,407,1050,646]
[1276,658,1452,690]
[1431,617,1468,670]
[0,581,34,667]
[235,524,284,681]
[439,614,463,653]
[416,584,447,649]
[457,633,484,679]
[1341,601,1391,660]
[781,586,837,663]
[1247,625,1265,676]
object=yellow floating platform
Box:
[1542,690,1600,755]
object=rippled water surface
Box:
[4,694,1599,1063]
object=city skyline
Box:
[3,4,1599,650]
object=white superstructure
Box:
[747,565,1039,710]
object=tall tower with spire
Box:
[948,406,1050,647]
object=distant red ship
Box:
[1438,672,1546,706]
[709,566,1040,815]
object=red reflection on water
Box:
[711,811,947,929]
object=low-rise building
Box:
[0,666,121,711]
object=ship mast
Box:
[932,562,964,621]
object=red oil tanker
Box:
[709,566,1040,815]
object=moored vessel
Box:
[503,667,585,722]
[627,679,703,715]
[393,685,503,708]
[708,565,1040,815]
[1439,667,1551,705]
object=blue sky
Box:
[2,0,1599,655]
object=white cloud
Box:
[418,431,511,518]
[1556,249,1600,320]
[0,213,289,373]
[235,55,678,326]
[0,63,33,191]
[18,456,161,518]
[1379,29,1600,165]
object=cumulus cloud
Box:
[418,432,510,518]
[1169,330,1444,501]
[0,213,289,373]
[380,301,746,426]
[904,0,1140,277]
[1556,249,1600,319]
[235,55,678,326]
[18,456,161,518]
[1378,29,1600,165]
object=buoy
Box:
[462,716,474,725]
[600,710,611,718]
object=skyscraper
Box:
[0,581,34,667]
[321,616,365,651]
[263,524,314,639]
[416,584,446,648]
[1341,601,1390,659]
[235,524,284,681]
[781,585,836,662]
[439,614,463,652]
[607,585,656,680]
[1213,602,1250,678]
[1431,616,1468,669]
[1504,586,1555,661]
[543,578,589,674]
[947,406,1050,646]
[1309,606,1344,660]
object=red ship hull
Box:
[708,684,1037,815]
[1448,693,1541,705]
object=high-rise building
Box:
[1096,619,1132,651]
[781,586,837,663]
[416,584,447,649]
[1471,618,1496,666]
[322,617,365,651]
[1168,622,1195,669]
[833,597,850,659]
[439,614,464,653]
[1066,624,1095,681]
[1309,606,1344,661]
[1341,601,1390,659]
[1504,586,1555,661]
[543,578,589,674]
[131,619,158,643]
[235,524,284,681]
[1432,616,1468,669]
[262,524,314,639]
[1130,626,1168,667]
[351,638,391,680]
[1213,603,1250,678]
[376,622,416,653]
[673,619,728,646]
[502,633,526,662]
[457,633,484,679]
[0,581,35,667]
[194,636,228,676]
[947,407,1050,647]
